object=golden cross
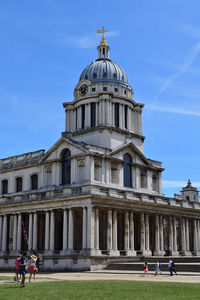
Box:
[97,26,109,45]
[97,26,108,38]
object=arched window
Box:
[62,149,71,185]
[123,153,132,187]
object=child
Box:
[29,255,38,282]
[144,262,148,274]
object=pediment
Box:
[41,137,88,162]
[107,142,150,167]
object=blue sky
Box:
[0,0,200,197]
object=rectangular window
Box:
[2,180,8,194]
[114,103,119,128]
[16,177,23,192]
[103,87,107,91]
[92,87,96,92]
[124,105,128,129]
[114,88,118,92]
[31,174,38,190]
[91,102,96,127]
[140,170,147,189]
[81,105,85,129]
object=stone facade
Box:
[0,36,200,271]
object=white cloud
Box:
[53,31,120,49]
[145,105,200,117]
[163,180,200,188]
[179,23,200,40]
[150,42,200,111]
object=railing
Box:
[0,150,45,169]
[0,183,199,211]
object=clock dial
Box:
[79,84,88,96]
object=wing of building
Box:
[0,34,199,271]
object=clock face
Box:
[79,84,88,96]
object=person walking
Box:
[168,258,173,276]
[172,259,177,275]
[144,262,148,274]
[29,254,38,282]
[155,261,159,275]
[14,255,21,282]
[19,251,28,287]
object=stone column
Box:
[33,213,37,250]
[107,209,113,255]
[86,207,96,255]
[81,207,87,252]
[129,212,136,256]
[2,215,7,253]
[95,208,101,255]
[68,208,73,252]
[45,211,50,252]
[159,215,165,255]
[62,209,68,254]
[112,210,119,256]
[140,213,145,254]
[128,107,132,131]
[49,211,55,252]
[169,217,173,250]
[173,217,179,256]
[28,213,33,251]
[135,167,140,189]
[181,218,186,254]
[198,220,200,253]
[119,104,123,129]
[124,211,130,255]
[193,219,198,255]
[144,214,151,256]
[17,214,22,252]
[102,100,105,125]
[154,215,160,255]
[12,215,17,252]
[185,218,191,255]
[0,216,2,251]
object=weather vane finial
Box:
[97,26,109,45]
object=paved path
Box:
[1,270,200,284]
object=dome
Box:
[79,59,132,89]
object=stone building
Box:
[0,33,200,271]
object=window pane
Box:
[114,103,119,128]
[123,154,132,187]
[31,174,38,190]
[91,102,96,127]
[2,180,8,194]
[16,177,23,192]
[62,149,71,185]
[81,105,85,129]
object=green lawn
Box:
[0,280,200,300]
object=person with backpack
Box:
[14,255,21,282]
[19,251,28,288]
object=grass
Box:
[0,280,200,300]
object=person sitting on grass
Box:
[29,254,38,283]
[19,251,28,288]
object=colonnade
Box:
[0,209,200,257]
[65,101,142,134]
